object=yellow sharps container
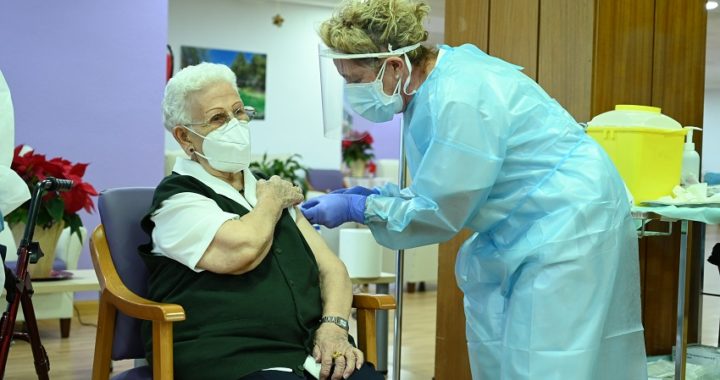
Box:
[586,105,687,204]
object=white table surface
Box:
[30,269,100,294]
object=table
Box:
[350,272,395,373]
[30,269,100,294]
[632,205,720,380]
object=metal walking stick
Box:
[0,177,73,379]
[392,121,407,380]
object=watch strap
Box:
[320,315,349,331]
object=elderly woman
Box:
[139,63,382,380]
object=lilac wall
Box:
[0,1,168,299]
[346,109,402,161]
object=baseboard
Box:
[74,300,99,316]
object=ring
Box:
[332,351,343,359]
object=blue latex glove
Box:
[330,186,380,196]
[300,194,367,228]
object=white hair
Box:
[162,62,238,131]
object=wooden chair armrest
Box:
[91,225,185,322]
[352,294,395,367]
[352,293,396,310]
[102,288,185,322]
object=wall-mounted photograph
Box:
[181,46,267,120]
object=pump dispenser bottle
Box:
[681,126,702,185]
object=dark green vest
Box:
[139,174,322,379]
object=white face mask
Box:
[185,118,251,173]
[345,60,403,123]
[344,54,417,123]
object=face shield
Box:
[318,43,421,142]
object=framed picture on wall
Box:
[181,46,267,120]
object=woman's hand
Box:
[313,324,363,380]
[256,175,304,209]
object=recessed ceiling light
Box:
[708,1,719,10]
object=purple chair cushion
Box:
[97,187,155,361]
[306,169,346,193]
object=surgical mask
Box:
[185,118,251,173]
[336,43,420,123]
[345,60,404,123]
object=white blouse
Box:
[150,158,295,272]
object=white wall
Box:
[168,0,341,169]
[702,89,720,175]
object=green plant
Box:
[249,153,308,195]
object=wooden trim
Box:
[434,230,472,380]
[489,0,540,80]
[538,0,595,121]
[444,0,490,50]
[591,0,656,116]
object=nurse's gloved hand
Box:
[300,194,367,228]
[330,186,379,196]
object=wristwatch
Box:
[320,316,349,331]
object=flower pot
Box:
[10,221,65,279]
[348,160,367,178]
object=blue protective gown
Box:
[365,44,647,379]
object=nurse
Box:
[301,0,648,379]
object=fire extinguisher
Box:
[166,44,174,82]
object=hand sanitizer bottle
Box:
[681,126,702,185]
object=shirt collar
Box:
[172,158,257,210]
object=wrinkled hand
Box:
[256,175,304,209]
[330,186,379,196]
[313,324,363,380]
[300,194,366,228]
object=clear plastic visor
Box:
[318,43,420,142]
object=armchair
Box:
[90,187,395,379]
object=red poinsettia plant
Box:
[4,146,98,241]
[341,130,375,166]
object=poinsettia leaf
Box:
[64,214,83,243]
[45,196,65,222]
[69,162,88,177]
[35,206,53,229]
[5,206,29,227]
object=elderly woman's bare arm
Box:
[196,176,303,274]
[295,208,364,380]
[296,211,353,318]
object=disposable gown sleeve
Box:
[365,99,509,250]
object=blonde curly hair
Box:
[319,0,432,64]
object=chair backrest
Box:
[97,187,155,361]
[306,169,345,193]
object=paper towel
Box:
[339,228,382,278]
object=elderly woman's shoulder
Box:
[154,173,216,199]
